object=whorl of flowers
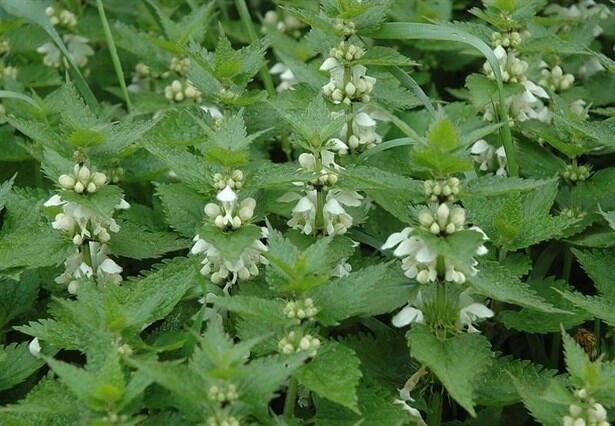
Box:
[539,63,575,92]
[563,388,610,426]
[164,79,202,104]
[270,63,297,92]
[38,7,93,69]
[279,149,363,236]
[45,161,128,294]
[261,9,306,38]
[191,171,268,289]
[320,39,383,154]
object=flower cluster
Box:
[539,64,575,92]
[563,388,610,426]
[424,178,461,202]
[284,298,318,321]
[208,383,239,404]
[545,0,610,37]
[2,64,17,80]
[562,164,592,183]
[191,175,268,289]
[481,31,551,127]
[45,6,77,28]
[269,63,297,92]
[280,147,363,236]
[38,7,93,69]
[261,9,305,38]
[206,414,240,426]
[483,46,529,84]
[169,56,191,76]
[278,330,321,358]
[164,79,202,103]
[58,164,107,194]
[490,31,525,49]
[334,19,356,37]
[471,139,507,176]
[418,203,466,236]
[45,161,128,294]
[321,59,374,105]
[320,37,384,153]
[214,170,243,190]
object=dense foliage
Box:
[1,0,615,424]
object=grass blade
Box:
[369,23,518,176]
[96,0,132,113]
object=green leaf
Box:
[0,343,45,391]
[297,341,362,413]
[0,174,16,213]
[470,262,567,313]
[558,290,615,327]
[311,263,413,326]
[155,183,206,237]
[498,277,588,333]
[314,382,410,426]
[426,115,459,151]
[0,223,74,272]
[109,221,190,260]
[572,248,615,297]
[0,271,39,328]
[475,355,557,406]
[408,325,493,417]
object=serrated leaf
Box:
[297,341,362,413]
[469,262,566,313]
[155,183,206,237]
[0,343,45,391]
[109,221,190,260]
[558,290,615,327]
[408,325,493,417]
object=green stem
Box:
[427,389,443,426]
[234,0,276,96]
[82,241,92,268]
[283,377,298,418]
[96,0,133,113]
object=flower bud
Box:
[204,203,221,219]
[91,172,107,186]
[214,215,226,229]
[68,280,80,294]
[87,182,97,193]
[98,229,111,242]
[78,166,90,182]
[417,270,430,284]
[418,210,434,227]
[72,234,83,245]
[58,174,75,189]
[231,216,242,229]
[239,206,253,221]
[238,266,250,280]
[345,82,356,96]
[436,203,449,222]
[74,181,84,193]
[171,80,182,91]
[429,222,440,234]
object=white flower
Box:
[393,388,426,425]
[191,228,268,291]
[578,57,605,79]
[323,189,362,235]
[539,64,575,92]
[2,65,18,80]
[200,104,224,119]
[164,79,202,103]
[343,111,382,151]
[483,46,528,83]
[382,228,437,283]
[392,304,424,328]
[270,63,297,92]
[321,59,375,105]
[331,258,352,277]
[28,338,42,358]
[45,191,127,244]
[471,139,507,176]
[458,295,494,333]
[55,242,123,293]
[38,35,93,68]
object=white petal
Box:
[392,306,423,327]
[382,228,412,250]
[320,57,339,71]
[44,194,64,207]
[216,185,237,203]
[355,112,376,127]
[100,258,123,274]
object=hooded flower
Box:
[457,290,494,333]
[470,139,507,176]
[55,242,123,294]
[191,228,269,291]
[270,62,297,92]
[382,228,437,283]
[37,35,93,68]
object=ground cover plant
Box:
[0,0,615,424]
